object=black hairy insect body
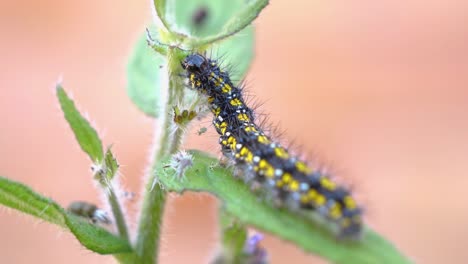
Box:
[181,53,362,237]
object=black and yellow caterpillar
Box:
[181,53,362,237]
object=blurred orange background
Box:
[1,0,467,263]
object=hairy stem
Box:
[107,186,130,241]
[135,49,186,264]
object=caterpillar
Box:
[181,53,362,238]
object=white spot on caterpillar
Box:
[253,156,260,163]
[300,182,309,191]
[274,169,283,177]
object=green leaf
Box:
[65,213,132,254]
[156,151,411,264]
[221,212,248,260]
[152,0,171,32]
[56,85,104,162]
[155,0,268,44]
[0,176,132,255]
[206,0,268,44]
[104,147,119,180]
[0,176,66,226]
[211,26,254,82]
[127,33,166,117]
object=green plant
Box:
[0,0,411,263]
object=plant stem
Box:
[135,49,186,264]
[107,186,130,241]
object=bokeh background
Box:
[1,0,468,263]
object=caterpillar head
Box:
[181,53,208,74]
[182,53,211,90]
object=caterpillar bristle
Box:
[181,53,363,238]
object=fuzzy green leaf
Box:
[155,151,411,264]
[221,213,248,260]
[211,26,254,82]
[56,85,104,162]
[104,147,119,180]
[64,213,132,254]
[0,176,66,226]
[155,0,267,45]
[0,176,132,254]
[126,33,166,117]
[205,0,268,44]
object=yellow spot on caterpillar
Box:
[265,166,275,178]
[276,180,284,188]
[238,147,254,163]
[329,203,342,219]
[237,113,249,122]
[274,147,289,159]
[259,159,275,178]
[225,136,237,150]
[208,97,214,103]
[289,180,299,191]
[230,98,242,106]
[213,107,221,116]
[190,73,195,82]
[282,173,292,183]
[244,125,257,133]
[195,80,201,87]
[239,146,249,156]
[344,196,357,210]
[307,189,318,200]
[257,135,270,144]
[215,122,227,135]
[245,152,253,163]
[227,136,236,144]
[320,177,336,190]
[222,84,232,93]
[315,194,326,206]
[296,161,312,174]
[209,73,221,86]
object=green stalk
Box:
[135,48,187,264]
[107,186,130,241]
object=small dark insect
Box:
[192,6,209,27]
[197,127,208,135]
[67,201,111,224]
